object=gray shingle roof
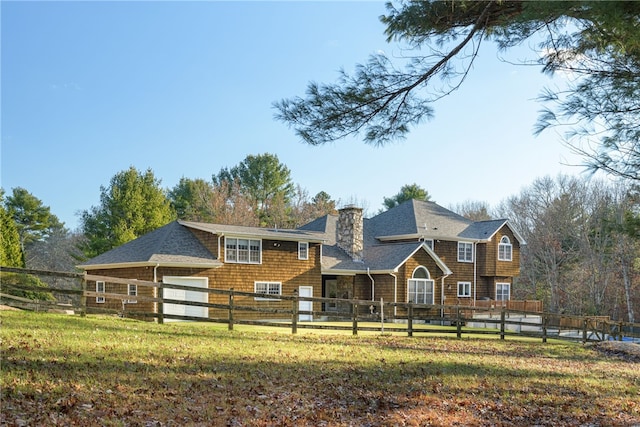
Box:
[79,199,521,273]
[369,200,473,240]
[298,200,523,274]
[78,221,221,269]
[181,220,325,242]
[459,219,508,240]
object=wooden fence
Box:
[2,266,639,344]
[474,298,543,313]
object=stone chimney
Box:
[337,205,363,261]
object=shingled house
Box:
[79,199,524,320]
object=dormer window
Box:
[498,236,512,261]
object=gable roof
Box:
[459,219,526,244]
[365,242,452,275]
[78,221,222,270]
[319,240,451,276]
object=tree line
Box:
[1,153,638,322]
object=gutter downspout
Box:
[218,234,224,260]
[441,273,451,321]
[367,268,375,301]
[473,242,478,307]
[389,273,397,318]
[153,263,160,316]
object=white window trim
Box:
[496,282,511,301]
[457,242,474,263]
[412,266,431,279]
[407,279,435,304]
[457,281,472,298]
[96,281,105,303]
[298,242,309,260]
[224,237,262,264]
[498,236,513,261]
[126,284,137,304]
[254,281,282,301]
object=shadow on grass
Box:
[2,311,639,426]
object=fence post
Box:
[408,302,413,337]
[618,321,623,341]
[456,305,462,339]
[80,272,87,317]
[157,283,164,324]
[542,313,547,343]
[500,307,506,340]
[292,289,298,334]
[352,302,358,335]
[228,288,234,331]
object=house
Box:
[79,199,525,320]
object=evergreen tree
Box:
[275,1,640,181]
[169,177,216,222]
[213,153,295,226]
[383,184,431,210]
[0,189,23,267]
[80,167,176,257]
[4,187,61,264]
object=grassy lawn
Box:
[1,311,638,426]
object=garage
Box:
[162,276,209,321]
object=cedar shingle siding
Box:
[81,200,524,320]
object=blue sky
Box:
[2,1,586,230]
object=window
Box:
[96,281,105,303]
[457,281,471,297]
[496,283,511,301]
[458,242,474,262]
[407,267,434,304]
[408,279,434,304]
[126,284,137,304]
[254,281,281,300]
[498,236,512,261]
[225,237,261,264]
[298,242,309,260]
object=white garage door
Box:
[162,276,209,322]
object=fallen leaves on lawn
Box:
[1,312,639,426]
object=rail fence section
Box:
[1,266,639,343]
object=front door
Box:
[298,286,313,321]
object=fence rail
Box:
[2,266,639,343]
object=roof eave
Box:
[180,220,326,243]
[78,261,224,270]
[320,268,358,276]
[376,234,421,241]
